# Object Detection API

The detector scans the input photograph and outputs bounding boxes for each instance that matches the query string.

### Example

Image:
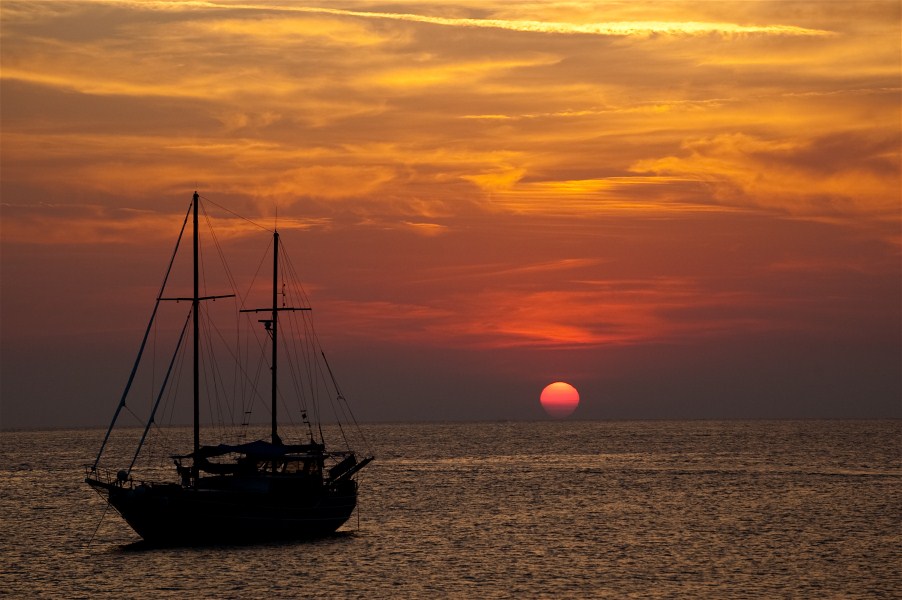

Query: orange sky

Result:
[1,1,900,426]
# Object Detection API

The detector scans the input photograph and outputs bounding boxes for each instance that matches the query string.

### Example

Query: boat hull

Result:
[86,477,358,544]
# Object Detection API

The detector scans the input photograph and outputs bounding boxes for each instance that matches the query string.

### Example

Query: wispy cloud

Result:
[632,131,901,220]
[327,279,780,349]
[90,1,835,37]
[203,4,835,38]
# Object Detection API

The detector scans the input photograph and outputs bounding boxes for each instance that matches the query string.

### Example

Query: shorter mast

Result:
[241,230,310,446]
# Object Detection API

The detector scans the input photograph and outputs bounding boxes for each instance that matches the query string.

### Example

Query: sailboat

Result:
[85,192,373,544]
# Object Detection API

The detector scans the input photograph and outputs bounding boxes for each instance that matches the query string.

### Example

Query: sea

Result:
[1,421,899,599]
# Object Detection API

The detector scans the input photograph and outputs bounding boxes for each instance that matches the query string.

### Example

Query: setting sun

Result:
[540,382,580,419]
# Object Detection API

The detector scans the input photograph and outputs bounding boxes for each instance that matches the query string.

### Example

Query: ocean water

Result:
[1,421,899,599]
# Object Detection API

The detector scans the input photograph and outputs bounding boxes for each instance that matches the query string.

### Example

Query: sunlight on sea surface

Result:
[1,421,899,598]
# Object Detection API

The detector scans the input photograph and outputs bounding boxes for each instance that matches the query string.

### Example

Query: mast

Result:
[242,230,310,446]
[130,193,233,482]
[193,191,200,459]
[271,231,279,444]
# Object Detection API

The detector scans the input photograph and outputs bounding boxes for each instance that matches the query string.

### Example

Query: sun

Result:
[540,382,580,418]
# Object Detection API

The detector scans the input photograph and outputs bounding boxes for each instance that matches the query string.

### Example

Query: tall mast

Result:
[271,231,279,444]
[193,191,200,458]
[151,191,232,481]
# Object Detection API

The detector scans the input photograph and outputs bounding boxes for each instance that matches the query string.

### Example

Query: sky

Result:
[1,0,900,428]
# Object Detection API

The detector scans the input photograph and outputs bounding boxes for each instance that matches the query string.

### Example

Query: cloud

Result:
[0,201,318,245]
[632,131,901,220]
[0,203,187,245]
[324,278,780,350]
[69,1,835,37]
[400,221,448,237]
[228,5,834,38]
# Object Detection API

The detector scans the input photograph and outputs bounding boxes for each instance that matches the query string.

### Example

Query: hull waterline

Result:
[86,476,358,544]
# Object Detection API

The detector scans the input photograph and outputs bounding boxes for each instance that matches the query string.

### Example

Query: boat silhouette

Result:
[86,192,373,544]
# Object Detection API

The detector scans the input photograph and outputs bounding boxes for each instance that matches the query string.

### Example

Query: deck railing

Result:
[84,466,131,488]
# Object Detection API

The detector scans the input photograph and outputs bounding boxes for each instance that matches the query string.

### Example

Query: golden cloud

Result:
[633,132,901,219]
[324,279,777,350]
[259,5,835,37]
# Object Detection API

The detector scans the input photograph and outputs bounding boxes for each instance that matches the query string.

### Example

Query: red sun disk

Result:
[540,382,580,418]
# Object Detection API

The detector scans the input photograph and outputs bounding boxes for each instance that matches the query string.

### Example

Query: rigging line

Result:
[199,201,248,431]
[330,381,355,448]
[279,243,314,309]
[295,272,371,455]
[158,341,187,431]
[92,201,192,470]
[244,328,269,425]
[198,193,272,233]
[127,309,192,474]
[203,210,237,297]
[281,299,324,443]
[243,237,274,422]
[86,498,112,549]
[231,290,244,420]
[210,308,237,428]
[280,307,315,443]
[299,318,316,425]
[313,312,372,454]
[123,404,144,425]
[322,345,373,456]
[206,301,267,427]
[275,332,299,431]
[206,308,231,435]
[198,204,211,305]
[273,312,306,435]
[201,201,247,311]
[312,342,325,441]
[197,307,218,436]
[235,304,275,423]
[282,267,323,433]
[140,338,188,468]
[150,300,156,410]
[280,309,308,411]
[278,247,323,429]
[321,352,351,449]
[243,235,274,308]
[202,309,229,429]
[232,301,240,423]
[314,362,335,441]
